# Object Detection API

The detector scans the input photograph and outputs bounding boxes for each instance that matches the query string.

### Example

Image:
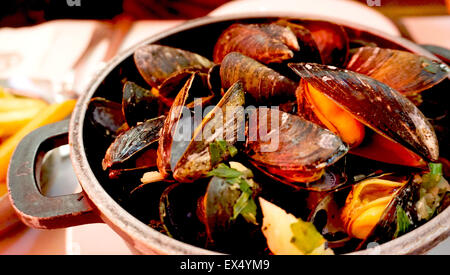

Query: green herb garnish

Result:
[290,219,326,254]
[209,140,239,167]
[394,206,413,238]
[232,191,258,224]
[207,162,258,225]
[416,163,449,221]
[429,162,442,177]
[207,163,243,178]
[422,163,442,189]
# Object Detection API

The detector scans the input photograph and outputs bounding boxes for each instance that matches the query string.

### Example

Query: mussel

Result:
[172,81,246,182]
[158,69,216,105]
[290,62,439,167]
[200,162,264,252]
[213,23,300,64]
[86,97,127,141]
[300,20,349,66]
[274,19,323,64]
[307,189,352,250]
[341,174,410,240]
[220,52,297,103]
[157,73,196,178]
[102,115,165,172]
[244,107,348,189]
[122,81,164,126]
[159,181,208,245]
[134,44,215,88]
[346,46,450,96]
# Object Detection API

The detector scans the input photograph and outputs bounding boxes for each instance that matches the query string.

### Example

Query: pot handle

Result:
[8,119,102,229]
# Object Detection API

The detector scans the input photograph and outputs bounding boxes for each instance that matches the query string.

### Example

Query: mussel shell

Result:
[421,44,450,65]
[158,70,216,108]
[157,74,195,178]
[290,62,439,163]
[213,23,299,64]
[122,81,163,126]
[220,52,297,103]
[159,182,208,245]
[301,20,349,66]
[417,80,450,161]
[202,176,264,253]
[172,81,246,183]
[275,19,323,64]
[158,68,197,99]
[125,179,172,226]
[307,188,352,251]
[207,64,222,96]
[358,176,421,249]
[346,46,450,95]
[102,115,165,170]
[203,176,244,240]
[86,97,127,141]
[134,44,214,88]
[244,107,348,188]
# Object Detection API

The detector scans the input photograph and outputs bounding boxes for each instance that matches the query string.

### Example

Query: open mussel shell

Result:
[157,72,217,179]
[172,81,246,183]
[159,181,208,245]
[290,62,439,166]
[357,175,421,249]
[307,188,354,252]
[102,115,165,171]
[300,20,349,66]
[220,52,297,103]
[158,70,216,107]
[134,44,214,88]
[122,81,164,127]
[157,74,195,178]
[86,97,127,141]
[213,23,299,64]
[159,68,197,98]
[346,46,450,96]
[244,107,348,189]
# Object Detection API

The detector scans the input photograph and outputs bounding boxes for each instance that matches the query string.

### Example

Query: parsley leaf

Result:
[236,194,258,225]
[209,140,239,167]
[228,145,238,157]
[207,163,243,178]
[207,162,258,225]
[394,206,413,238]
[422,163,442,190]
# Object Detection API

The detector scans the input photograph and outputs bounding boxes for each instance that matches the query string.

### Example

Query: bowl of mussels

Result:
[7,14,450,255]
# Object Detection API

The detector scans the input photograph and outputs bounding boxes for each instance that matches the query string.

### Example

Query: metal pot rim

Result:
[69,12,450,255]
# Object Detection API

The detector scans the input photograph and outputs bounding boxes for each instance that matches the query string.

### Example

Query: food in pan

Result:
[87,19,450,254]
